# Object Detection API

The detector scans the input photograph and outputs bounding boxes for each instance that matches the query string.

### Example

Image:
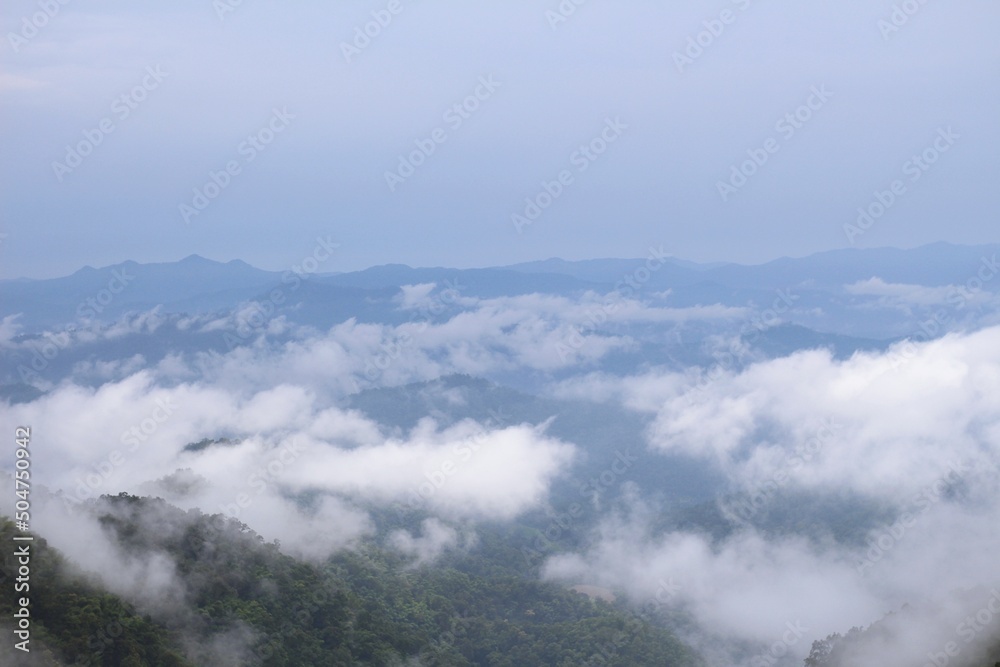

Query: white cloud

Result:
[2,368,576,560]
[845,277,960,306]
[542,513,879,650]
[540,326,1000,664]
[394,283,438,309]
[389,517,469,566]
[284,420,576,521]
[644,330,1000,500]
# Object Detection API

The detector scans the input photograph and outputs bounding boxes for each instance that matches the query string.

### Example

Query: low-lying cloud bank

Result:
[3,296,1000,665]
[0,286,750,393]
[543,326,1000,665]
[2,368,577,565]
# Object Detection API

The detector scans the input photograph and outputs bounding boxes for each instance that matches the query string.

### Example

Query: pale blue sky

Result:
[1,0,997,278]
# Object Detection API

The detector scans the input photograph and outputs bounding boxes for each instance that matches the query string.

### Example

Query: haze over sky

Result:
[1,0,997,278]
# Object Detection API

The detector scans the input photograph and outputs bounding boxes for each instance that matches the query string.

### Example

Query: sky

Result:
[1,0,998,279]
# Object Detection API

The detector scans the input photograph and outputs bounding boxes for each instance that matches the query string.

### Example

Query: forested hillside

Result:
[0,495,702,666]
[804,606,1000,667]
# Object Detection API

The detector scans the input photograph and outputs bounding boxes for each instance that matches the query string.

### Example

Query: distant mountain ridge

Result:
[502,242,1000,289]
[0,254,283,330]
[1,242,997,335]
[9,242,1000,288]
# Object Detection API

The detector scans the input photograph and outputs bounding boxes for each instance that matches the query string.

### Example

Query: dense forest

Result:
[5,485,1000,665]
[0,494,703,666]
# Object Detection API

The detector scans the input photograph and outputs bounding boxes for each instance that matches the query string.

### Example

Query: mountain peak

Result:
[179,254,216,264]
